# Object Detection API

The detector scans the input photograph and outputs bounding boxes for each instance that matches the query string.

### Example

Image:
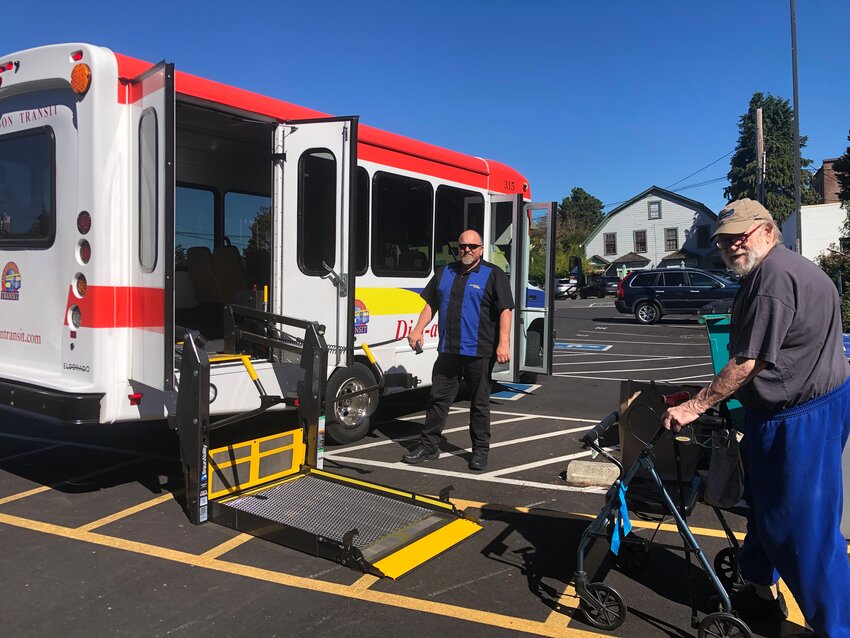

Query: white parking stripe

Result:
[321,454,606,494]
[482,448,616,477]
[559,338,707,346]
[555,356,710,366]
[557,362,712,375]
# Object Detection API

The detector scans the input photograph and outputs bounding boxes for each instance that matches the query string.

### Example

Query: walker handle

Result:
[580,411,619,446]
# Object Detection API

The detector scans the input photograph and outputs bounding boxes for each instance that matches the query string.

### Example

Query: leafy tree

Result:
[725,92,819,223]
[833,132,850,205]
[816,250,850,331]
[555,187,603,276]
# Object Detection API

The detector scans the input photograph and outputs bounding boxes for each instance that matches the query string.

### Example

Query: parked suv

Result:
[614,268,739,324]
[555,278,577,299]
[578,275,620,299]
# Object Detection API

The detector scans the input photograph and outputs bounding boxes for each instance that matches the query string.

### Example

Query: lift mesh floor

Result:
[224,474,439,549]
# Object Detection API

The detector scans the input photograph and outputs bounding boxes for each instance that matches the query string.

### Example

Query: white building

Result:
[783,202,848,261]
[584,186,720,274]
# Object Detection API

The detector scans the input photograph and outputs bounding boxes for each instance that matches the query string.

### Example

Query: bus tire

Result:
[324,362,377,444]
[524,324,543,368]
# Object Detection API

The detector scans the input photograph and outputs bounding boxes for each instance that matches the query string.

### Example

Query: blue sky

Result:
[4,1,848,213]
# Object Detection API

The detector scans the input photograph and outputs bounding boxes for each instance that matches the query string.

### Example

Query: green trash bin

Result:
[700,313,745,430]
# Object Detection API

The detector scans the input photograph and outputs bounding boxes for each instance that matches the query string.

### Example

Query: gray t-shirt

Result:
[729,244,849,413]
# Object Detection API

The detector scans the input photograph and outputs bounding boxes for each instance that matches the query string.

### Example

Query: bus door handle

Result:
[321,261,348,297]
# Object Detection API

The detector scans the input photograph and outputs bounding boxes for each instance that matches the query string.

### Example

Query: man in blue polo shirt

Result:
[402,229,514,471]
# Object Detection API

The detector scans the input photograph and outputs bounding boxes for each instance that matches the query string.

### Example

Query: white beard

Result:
[461,253,476,266]
[722,243,769,277]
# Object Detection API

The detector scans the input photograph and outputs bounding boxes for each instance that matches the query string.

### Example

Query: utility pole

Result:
[790,0,802,252]
[755,107,766,205]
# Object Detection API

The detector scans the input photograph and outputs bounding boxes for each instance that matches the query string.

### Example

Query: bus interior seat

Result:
[398,250,427,271]
[187,246,223,305]
[213,243,250,303]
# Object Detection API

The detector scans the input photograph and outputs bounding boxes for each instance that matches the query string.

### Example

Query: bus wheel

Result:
[325,362,377,444]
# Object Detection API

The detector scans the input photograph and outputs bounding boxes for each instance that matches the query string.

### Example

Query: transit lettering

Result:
[19,105,58,123]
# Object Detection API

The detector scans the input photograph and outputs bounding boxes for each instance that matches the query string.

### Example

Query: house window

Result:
[697,225,710,249]
[664,228,678,251]
[604,233,617,255]
[634,230,647,253]
[648,201,662,220]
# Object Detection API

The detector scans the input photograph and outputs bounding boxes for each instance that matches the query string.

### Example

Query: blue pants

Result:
[739,377,850,638]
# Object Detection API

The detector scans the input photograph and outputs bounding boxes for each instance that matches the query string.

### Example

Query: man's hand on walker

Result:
[661,402,702,432]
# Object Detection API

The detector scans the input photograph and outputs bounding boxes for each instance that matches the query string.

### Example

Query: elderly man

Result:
[402,229,513,471]
[662,198,850,636]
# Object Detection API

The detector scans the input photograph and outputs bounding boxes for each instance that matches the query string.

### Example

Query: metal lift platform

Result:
[173,307,480,579]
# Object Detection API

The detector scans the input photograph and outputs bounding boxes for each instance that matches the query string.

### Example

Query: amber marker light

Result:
[70,63,92,95]
[75,273,88,298]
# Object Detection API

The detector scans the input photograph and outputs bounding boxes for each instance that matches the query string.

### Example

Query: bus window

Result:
[434,186,484,268]
[225,191,271,287]
[138,109,158,272]
[298,149,336,276]
[0,127,55,248]
[175,186,216,270]
[371,172,432,277]
[353,167,369,275]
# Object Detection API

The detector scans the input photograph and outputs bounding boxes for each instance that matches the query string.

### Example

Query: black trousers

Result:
[421,353,495,453]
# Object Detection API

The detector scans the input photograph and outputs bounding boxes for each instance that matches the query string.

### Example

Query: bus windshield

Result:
[0,126,55,247]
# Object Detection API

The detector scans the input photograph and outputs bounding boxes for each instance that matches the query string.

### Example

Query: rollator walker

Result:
[571,388,752,638]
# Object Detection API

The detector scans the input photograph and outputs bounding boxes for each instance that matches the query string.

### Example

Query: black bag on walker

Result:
[703,429,744,508]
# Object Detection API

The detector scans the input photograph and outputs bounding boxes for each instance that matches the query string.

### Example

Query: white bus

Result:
[0,42,555,444]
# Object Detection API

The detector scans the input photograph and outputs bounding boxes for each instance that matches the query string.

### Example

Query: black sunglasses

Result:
[458,243,482,251]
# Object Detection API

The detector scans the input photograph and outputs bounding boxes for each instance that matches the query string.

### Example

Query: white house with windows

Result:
[782,202,848,261]
[584,186,721,274]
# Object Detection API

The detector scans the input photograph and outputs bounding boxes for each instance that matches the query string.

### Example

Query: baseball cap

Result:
[713,198,773,237]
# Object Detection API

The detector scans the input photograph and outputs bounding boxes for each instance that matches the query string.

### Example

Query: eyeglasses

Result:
[715,224,764,249]
[458,243,482,251]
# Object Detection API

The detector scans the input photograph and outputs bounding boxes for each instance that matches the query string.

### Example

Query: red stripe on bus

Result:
[65,286,164,329]
[113,53,530,196]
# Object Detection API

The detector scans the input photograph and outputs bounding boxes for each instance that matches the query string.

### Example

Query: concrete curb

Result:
[566,460,619,487]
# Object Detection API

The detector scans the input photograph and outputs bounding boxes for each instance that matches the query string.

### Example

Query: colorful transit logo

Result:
[1,261,21,301]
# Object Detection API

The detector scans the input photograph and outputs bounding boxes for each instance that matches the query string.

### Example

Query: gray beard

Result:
[722,245,769,277]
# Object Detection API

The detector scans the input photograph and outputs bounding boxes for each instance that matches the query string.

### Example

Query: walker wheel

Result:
[698,612,752,638]
[713,547,745,590]
[579,582,627,630]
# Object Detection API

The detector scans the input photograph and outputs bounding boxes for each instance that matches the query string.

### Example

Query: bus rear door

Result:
[489,196,555,382]
[128,62,175,393]
[273,117,356,367]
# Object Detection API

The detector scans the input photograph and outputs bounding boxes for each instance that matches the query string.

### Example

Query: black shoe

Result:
[468,451,488,471]
[710,584,789,620]
[402,446,439,464]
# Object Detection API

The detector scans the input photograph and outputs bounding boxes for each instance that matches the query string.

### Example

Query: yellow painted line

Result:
[200,533,255,560]
[77,492,178,532]
[778,580,807,629]
[542,583,611,636]
[0,511,593,638]
[451,498,746,541]
[350,573,380,591]
[0,458,143,507]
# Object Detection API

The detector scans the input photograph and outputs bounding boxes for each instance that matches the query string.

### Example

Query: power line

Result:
[602,176,727,209]
[666,150,734,189]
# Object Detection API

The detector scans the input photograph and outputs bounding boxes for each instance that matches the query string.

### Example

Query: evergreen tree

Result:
[725,92,819,222]
[554,187,604,277]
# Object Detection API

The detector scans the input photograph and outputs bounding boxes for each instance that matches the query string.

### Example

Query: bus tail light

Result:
[78,240,91,264]
[71,50,84,62]
[70,63,91,95]
[77,211,91,234]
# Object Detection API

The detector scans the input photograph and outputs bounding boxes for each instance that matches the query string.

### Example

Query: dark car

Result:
[614,268,739,324]
[578,275,620,299]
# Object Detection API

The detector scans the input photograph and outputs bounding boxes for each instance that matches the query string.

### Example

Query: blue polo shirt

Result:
[421,259,514,358]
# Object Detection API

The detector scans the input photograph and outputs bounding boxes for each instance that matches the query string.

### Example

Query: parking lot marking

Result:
[556,362,712,376]
[320,455,605,494]
[0,443,64,463]
[0,458,143,506]
[0,510,607,638]
[77,491,178,532]
[482,448,615,478]
[200,533,255,560]
[555,356,710,366]
[554,343,612,352]
[560,338,707,347]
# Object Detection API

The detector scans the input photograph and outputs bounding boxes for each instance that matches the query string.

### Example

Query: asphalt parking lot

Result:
[0,299,815,637]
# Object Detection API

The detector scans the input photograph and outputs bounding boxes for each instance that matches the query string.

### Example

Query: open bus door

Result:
[489,196,555,383]
[273,117,357,367]
[128,62,175,394]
